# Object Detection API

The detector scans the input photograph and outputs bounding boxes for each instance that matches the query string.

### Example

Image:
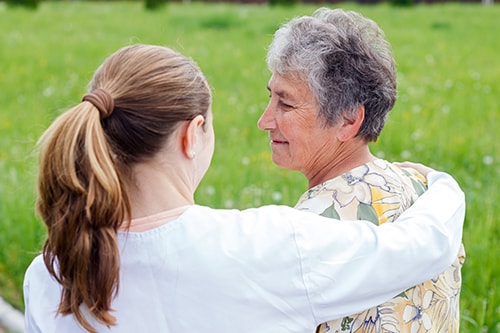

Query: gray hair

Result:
[267,8,396,142]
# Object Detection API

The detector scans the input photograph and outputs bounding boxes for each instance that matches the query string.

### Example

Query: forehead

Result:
[268,73,314,101]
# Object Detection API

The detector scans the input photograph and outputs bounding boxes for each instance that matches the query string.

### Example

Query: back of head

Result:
[36,44,211,332]
[267,8,396,142]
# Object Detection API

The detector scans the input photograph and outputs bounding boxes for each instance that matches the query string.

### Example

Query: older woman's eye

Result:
[279,101,293,109]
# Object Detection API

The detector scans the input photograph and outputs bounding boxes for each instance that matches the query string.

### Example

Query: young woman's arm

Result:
[291,171,464,323]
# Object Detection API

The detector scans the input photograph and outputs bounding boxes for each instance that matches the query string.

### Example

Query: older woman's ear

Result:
[336,105,365,142]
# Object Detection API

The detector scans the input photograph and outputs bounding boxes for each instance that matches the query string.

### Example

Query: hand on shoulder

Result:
[394,161,435,177]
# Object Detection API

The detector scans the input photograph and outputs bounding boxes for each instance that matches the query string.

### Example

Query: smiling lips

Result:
[271,139,288,145]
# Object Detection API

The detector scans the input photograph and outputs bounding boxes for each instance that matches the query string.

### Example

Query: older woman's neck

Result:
[306,141,376,189]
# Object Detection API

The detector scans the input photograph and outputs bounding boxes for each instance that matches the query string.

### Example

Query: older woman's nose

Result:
[258,104,275,131]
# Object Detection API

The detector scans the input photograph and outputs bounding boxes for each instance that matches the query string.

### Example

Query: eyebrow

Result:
[266,84,288,99]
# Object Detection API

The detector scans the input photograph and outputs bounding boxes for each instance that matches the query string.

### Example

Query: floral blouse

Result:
[296,159,466,333]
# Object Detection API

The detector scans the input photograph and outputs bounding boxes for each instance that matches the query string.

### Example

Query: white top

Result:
[23,172,465,333]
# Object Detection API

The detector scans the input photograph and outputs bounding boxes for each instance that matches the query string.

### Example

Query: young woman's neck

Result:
[126,158,196,220]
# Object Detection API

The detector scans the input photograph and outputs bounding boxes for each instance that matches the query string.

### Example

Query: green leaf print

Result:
[341,316,354,330]
[410,177,427,196]
[320,204,340,219]
[357,203,379,225]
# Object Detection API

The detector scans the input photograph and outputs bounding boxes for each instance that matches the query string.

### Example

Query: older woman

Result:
[258,8,465,333]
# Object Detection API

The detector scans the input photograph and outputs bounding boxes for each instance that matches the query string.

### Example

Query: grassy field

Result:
[0,1,498,331]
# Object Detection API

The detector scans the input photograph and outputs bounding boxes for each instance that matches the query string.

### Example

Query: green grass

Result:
[0,2,499,331]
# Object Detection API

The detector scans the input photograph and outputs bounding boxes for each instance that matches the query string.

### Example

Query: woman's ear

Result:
[337,105,365,142]
[182,115,205,160]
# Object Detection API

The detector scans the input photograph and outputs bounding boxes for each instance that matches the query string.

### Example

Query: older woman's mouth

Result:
[271,140,288,145]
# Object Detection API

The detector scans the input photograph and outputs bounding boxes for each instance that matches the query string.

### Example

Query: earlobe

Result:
[337,105,365,142]
[182,115,205,159]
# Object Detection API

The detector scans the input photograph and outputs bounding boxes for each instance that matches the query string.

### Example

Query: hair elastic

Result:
[82,88,115,119]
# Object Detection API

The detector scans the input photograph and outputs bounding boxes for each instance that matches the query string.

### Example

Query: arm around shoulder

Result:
[291,171,465,322]
[398,170,465,266]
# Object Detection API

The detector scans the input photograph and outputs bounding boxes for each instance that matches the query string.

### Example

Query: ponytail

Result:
[37,98,130,332]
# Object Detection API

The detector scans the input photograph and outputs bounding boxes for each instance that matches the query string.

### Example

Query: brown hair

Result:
[36,44,211,332]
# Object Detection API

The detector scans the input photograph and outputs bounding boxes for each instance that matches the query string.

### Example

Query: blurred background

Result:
[0,0,498,331]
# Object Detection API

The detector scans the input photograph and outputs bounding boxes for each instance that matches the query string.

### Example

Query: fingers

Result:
[394,161,435,177]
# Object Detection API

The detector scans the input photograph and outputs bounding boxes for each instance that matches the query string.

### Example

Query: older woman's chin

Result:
[270,155,293,171]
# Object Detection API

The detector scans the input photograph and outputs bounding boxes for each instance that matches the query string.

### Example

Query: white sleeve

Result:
[292,171,465,323]
[24,259,41,333]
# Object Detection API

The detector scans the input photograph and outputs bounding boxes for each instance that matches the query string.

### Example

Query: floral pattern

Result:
[296,159,465,333]
[402,288,433,332]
